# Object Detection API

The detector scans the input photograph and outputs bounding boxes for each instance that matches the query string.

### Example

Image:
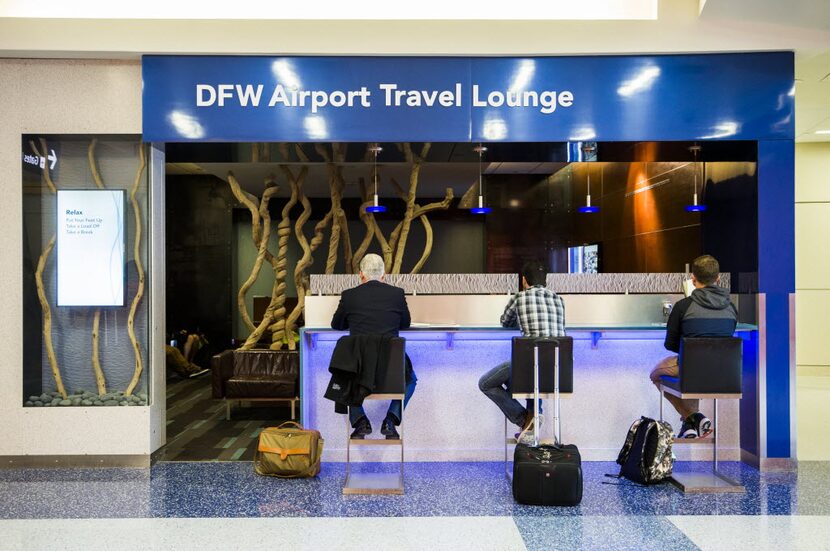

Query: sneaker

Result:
[690,412,713,438]
[350,416,372,439]
[187,368,210,378]
[380,416,400,440]
[515,412,544,440]
[517,431,537,446]
[678,418,697,439]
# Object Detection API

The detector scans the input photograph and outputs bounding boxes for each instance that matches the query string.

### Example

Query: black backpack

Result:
[613,417,674,484]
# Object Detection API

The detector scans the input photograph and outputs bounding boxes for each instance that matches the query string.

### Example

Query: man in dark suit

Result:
[331,253,415,439]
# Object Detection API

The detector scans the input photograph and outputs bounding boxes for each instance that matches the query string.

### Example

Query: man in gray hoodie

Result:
[650,255,738,438]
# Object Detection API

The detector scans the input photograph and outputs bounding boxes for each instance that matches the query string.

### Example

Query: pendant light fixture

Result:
[471,144,492,214]
[578,144,599,213]
[685,144,707,212]
[365,144,386,213]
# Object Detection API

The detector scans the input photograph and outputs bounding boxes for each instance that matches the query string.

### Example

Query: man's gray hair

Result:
[359,254,385,280]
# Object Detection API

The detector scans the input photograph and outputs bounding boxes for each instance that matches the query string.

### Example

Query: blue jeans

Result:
[349,369,417,426]
[478,361,542,427]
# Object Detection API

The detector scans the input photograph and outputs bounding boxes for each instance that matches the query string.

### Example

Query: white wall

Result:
[0,59,163,459]
[795,142,830,460]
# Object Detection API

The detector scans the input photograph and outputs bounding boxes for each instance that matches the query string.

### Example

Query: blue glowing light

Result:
[685,204,707,212]
[366,205,387,213]
[577,206,600,213]
[471,207,492,214]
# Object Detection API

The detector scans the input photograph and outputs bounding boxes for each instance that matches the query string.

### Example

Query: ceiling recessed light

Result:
[816,130,830,135]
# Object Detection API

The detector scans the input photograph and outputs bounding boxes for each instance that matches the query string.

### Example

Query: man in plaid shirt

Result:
[478,260,565,436]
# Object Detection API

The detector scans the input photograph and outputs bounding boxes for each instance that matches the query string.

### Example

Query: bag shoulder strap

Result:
[276,421,304,430]
[617,417,645,465]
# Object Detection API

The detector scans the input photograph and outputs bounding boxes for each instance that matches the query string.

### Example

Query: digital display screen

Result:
[56,190,126,307]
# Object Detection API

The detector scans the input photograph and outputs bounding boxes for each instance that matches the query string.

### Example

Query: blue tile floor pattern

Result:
[1,461,829,550]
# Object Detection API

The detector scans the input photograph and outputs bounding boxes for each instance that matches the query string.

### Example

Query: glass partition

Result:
[22,135,150,407]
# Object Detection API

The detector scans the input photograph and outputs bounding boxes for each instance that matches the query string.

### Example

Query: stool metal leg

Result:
[504,417,514,481]
[658,384,664,422]
[342,400,406,495]
[399,412,405,490]
[670,396,744,493]
[344,415,352,487]
[713,398,718,472]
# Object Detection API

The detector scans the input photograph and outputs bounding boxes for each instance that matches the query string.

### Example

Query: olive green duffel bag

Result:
[254,421,324,478]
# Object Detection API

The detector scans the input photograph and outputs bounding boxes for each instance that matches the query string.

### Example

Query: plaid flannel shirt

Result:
[500,285,566,337]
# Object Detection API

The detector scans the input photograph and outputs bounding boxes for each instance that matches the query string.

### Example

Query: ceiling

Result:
[1,0,829,140]
[699,0,830,140]
[166,159,568,197]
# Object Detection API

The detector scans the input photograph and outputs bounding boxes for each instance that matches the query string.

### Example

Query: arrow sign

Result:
[48,149,57,170]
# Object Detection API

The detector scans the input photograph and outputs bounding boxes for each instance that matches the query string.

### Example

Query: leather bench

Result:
[211,349,299,420]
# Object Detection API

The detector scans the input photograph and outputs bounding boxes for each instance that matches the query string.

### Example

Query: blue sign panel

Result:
[142,53,793,143]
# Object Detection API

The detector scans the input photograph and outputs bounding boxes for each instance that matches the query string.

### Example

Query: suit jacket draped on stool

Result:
[324,334,394,413]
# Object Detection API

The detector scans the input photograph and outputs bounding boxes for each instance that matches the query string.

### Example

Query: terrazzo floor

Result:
[1,461,829,550]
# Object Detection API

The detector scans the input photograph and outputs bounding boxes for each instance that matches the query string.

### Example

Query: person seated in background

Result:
[331,253,415,439]
[478,260,565,443]
[166,331,210,379]
[650,254,738,438]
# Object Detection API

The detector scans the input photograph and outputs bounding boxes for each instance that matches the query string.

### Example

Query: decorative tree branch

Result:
[315,143,352,274]
[352,178,376,272]
[285,177,333,350]
[30,139,56,194]
[410,188,454,274]
[87,138,107,395]
[266,166,304,349]
[30,139,65,399]
[124,144,148,397]
[391,143,431,273]
[240,185,280,349]
[387,175,452,273]
[411,216,434,275]
[226,172,282,335]
[35,236,65,399]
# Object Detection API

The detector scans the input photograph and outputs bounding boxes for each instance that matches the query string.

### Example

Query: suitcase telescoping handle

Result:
[554,342,561,446]
[533,344,540,447]
[533,341,562,447]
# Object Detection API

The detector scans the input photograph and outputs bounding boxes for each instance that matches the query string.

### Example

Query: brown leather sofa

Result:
[211,349,299,420]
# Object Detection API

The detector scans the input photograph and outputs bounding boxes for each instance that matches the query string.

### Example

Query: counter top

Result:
[302,323,758,333]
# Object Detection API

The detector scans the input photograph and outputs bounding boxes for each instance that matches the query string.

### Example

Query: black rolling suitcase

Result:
[512,339,583,506]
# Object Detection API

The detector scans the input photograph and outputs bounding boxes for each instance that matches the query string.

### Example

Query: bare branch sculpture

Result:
[87,138,108,395]
[266,166,304,349]
[410,188,454,274]
[352,178,376,272]
[285,177,332,350]
[240,185,280,349]
[391,143,431,273]
[388,174,452,274]
[226,172,283,334]
[316,143,354,274]
[31,139,66,399]
[124,143,148,396]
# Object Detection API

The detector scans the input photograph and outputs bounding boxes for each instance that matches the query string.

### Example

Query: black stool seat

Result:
[658,375,681,392]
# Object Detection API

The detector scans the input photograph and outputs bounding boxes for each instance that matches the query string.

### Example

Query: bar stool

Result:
[658,336,744,493]
[504,336,574,479]
[343,336,406,495]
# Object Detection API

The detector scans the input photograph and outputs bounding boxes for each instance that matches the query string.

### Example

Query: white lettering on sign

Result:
[267,84,372,113]
[472,85,574,114]
[194,82,574,114]
[379,83,463,108]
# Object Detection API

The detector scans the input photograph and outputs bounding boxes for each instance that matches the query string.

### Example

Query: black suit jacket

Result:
[330,280,411,336]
